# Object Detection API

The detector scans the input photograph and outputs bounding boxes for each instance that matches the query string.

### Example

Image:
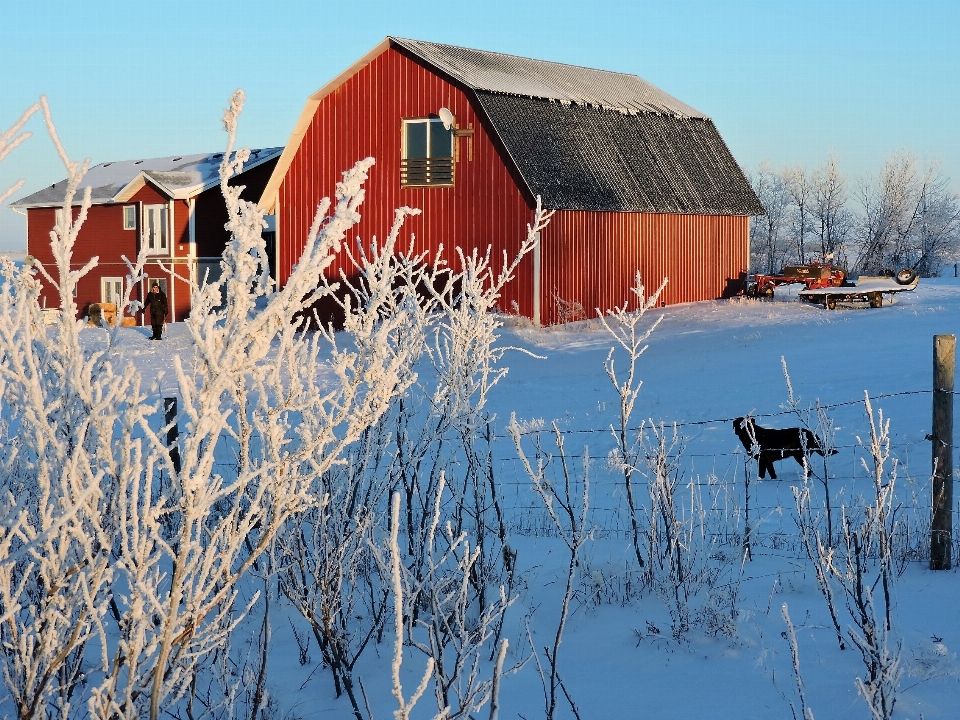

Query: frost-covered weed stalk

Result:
[781,603,816,720]
[275,199,549,719]
[837,397,903,720]
[382,473,514,720]
[371,207,549,653]
[509,418,592,720]
[0,97,152,720]
[598,274,729,638]
[0,92,413,719]
[792,394,903,720]
[599,271,666,573]
[274,208,428,720]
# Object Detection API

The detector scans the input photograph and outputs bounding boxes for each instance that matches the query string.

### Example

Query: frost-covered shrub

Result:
[0,92,414,720]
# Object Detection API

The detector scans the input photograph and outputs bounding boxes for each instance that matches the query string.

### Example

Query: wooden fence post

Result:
[164,396,181,474]
[930,334,955,570]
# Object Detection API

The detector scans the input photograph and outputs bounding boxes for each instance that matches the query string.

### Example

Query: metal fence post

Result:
[930,334,955,570]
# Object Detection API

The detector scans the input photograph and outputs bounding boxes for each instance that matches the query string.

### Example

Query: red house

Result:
[260,38,763,325]
[12,148,281,323]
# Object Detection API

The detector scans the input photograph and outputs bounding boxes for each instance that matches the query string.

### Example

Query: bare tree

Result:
[784,165,812,264]
[855,152,923,275]
[749,163,791,274]
[911,163,960,276]
[854,152,960,276]
[812,155,851,262]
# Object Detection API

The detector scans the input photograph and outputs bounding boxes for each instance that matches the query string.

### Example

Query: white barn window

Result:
[400,118,454,187]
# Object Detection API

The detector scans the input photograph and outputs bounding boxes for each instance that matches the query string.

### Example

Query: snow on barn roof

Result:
[390,37,707,119]
[12,147,283,209]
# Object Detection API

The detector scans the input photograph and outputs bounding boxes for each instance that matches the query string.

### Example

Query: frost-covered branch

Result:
[0,101,40,206]
[508,416,590,720]
[599,272,666,571]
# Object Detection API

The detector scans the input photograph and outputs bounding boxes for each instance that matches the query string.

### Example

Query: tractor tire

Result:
[746,283,759,298]
[895,268,918,285]
[826,297,837,310]
[759,284,775,299]
[868,292,882,308]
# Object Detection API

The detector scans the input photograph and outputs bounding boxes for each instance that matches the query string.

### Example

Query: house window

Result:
[101,277,124,305]
[401,118,454,187]
[144,204,168,254]
[123,205,136,230]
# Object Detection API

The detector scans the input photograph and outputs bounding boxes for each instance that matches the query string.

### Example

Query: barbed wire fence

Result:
[182,386,956,565]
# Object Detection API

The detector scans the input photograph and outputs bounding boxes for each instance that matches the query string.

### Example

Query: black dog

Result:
[733,416,838,479]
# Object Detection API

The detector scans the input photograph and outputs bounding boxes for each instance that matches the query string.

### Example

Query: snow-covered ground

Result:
[90,276,959,720]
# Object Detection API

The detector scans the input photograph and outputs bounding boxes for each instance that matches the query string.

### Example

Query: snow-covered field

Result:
[94,277,959,720]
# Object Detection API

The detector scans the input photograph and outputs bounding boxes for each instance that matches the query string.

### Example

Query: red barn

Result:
[260,38,763,324]
[12,148,281,323]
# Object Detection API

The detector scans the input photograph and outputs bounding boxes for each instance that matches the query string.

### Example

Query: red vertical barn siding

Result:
[541,211,749,325]
[277,47,536,318]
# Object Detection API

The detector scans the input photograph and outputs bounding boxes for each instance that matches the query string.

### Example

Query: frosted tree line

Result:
[749,153,960,277]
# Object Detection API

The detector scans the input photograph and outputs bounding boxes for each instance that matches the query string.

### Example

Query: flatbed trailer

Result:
[798,275,919,309]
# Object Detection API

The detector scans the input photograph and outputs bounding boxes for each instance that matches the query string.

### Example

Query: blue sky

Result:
[1,0,958,249]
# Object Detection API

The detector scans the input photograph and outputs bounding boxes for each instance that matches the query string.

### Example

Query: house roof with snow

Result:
[12,147,283,209]
[261,38,763,216]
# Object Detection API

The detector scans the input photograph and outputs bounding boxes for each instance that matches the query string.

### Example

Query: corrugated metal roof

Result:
[12,147,283,208]
[476,92,764,215]
[391,37,707,119]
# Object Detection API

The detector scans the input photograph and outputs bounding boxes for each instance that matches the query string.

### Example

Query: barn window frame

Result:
[123,205,137,230]
[400,118,454,188]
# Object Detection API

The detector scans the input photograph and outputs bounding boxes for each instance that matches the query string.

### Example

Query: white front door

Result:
[144,204,169,254]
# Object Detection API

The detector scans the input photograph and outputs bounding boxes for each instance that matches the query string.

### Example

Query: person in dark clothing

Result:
[145,283,168,340]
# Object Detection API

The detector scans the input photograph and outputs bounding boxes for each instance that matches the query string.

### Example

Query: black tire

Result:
[868,292,882,308]
[746,283,759,298]
[826,297,837,310]
[759,284,774,299]
[895,268,917,285]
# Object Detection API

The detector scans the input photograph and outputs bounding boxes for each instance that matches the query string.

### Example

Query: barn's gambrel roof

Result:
[260,38,763,216]
[12,148,283,209]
